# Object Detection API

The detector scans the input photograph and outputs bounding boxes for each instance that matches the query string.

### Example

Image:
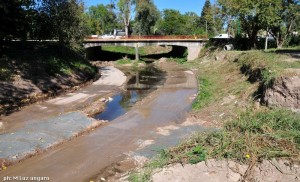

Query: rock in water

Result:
[107,97,113,102]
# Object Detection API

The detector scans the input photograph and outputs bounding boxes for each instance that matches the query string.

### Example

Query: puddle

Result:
[94,65,165,121]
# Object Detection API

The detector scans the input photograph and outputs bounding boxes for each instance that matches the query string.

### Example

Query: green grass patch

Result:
[168,109,300,164]
[116,58,133,65]
[132,109,300,182]
[102,46,146,56]
[192,78,214,109]
[168,57,187,64]
[0,45,97,80]
[236,51,300,86]
[128,150,170,182]
[0,55,13,81]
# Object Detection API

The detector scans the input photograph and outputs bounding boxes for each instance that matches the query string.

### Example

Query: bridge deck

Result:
[84,38,208,43]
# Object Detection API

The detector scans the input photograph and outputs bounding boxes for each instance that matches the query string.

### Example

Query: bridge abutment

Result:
[187,45,203,61]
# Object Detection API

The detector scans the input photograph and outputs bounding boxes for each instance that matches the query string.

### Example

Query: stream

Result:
[95,65,166,121]
[0,62,198,182]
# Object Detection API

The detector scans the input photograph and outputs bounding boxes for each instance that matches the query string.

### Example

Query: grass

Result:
[102,46,146,56]
[192,78,214,109]
[0,55,13,81]
[235,51,300,86]
[128,150,170,182]
[168,109,300,163]
[129,109,300,182]
[116,57,133,65]
[0,45,97,81]
[167,57,187,64]
[128,50,300,181]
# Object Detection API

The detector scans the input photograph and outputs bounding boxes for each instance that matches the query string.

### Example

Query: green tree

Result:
[0,0,35,41]
[117,0,135,36]
[212,4,225,35]
[218,0,284,48]
[133,0,160,35]
[183,12,204,35]
[156,9,186,35]
[87,4,118,35]
[270,0,300,48]
[40,0,88,48]
[199,0,214,36]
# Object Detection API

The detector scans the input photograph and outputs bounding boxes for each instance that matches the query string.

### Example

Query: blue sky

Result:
[84,0,212,15]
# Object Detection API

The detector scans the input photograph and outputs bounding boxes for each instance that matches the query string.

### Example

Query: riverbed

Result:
[0,61,198,181]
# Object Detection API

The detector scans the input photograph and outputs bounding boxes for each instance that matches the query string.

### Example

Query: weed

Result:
[116,58,132,65]
[192,78,214,109]
[236,51,300,86]
[187,146,206,164]
[128,149,170,182]
[167,57,187,64]
[102,46,146,55]
[169,109,300,163]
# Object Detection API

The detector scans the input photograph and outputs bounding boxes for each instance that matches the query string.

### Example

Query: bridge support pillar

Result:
[187,45,203,61]
[135,43,139,61]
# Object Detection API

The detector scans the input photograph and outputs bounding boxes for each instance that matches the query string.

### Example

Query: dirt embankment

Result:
[0,45,99,116]
[206,50,300,111]
[127,50,300,182]
[263,73,300,110]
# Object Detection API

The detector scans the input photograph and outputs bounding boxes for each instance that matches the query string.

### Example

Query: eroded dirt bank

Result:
[0,45,99,116]
[0,66,126,134]
[130,50,300,182]
[0,61,198,181]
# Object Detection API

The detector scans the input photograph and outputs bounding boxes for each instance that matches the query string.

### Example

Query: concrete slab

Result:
[0,112,97,161]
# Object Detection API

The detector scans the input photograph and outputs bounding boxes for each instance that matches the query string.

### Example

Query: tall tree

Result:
[270,0,300,48]
[199,0,214,36]
[183,12,204,35]
[133,0,160,35]
[155,9,186,35]
[87,4,118,35]
[117,0,135,36]
[218,0,284,48]
[0,0,35,41]
[40,0,88,47]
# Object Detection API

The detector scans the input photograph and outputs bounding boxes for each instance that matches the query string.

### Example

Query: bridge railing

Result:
[85,35,208,40]
[124,35,207,39]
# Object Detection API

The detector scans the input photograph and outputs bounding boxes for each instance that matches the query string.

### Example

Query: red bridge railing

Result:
[85,35,207,40]
[125,35,207,39]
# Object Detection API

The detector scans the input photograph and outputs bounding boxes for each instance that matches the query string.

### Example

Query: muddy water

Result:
[95,65,166,121]
[0,62,198,182]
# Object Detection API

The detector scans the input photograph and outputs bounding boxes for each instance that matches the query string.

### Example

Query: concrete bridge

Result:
[83,36,208,61]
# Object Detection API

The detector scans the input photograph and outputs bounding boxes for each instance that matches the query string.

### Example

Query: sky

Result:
[84,0,213,15]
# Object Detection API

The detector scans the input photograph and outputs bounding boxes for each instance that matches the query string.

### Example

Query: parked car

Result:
[214,34,231,39]
[100,34,114,39]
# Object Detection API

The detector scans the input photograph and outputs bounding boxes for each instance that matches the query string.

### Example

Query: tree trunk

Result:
[277,41,283,49]
[125,25,129,37]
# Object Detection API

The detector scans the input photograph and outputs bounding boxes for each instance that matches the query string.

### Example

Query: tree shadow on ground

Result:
[87,45,187,62]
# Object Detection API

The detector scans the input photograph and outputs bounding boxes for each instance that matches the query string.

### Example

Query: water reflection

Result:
[94,65,165,121]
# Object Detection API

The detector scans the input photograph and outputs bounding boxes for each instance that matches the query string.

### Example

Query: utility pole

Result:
[206,20,208,38]
[265,28,269,51]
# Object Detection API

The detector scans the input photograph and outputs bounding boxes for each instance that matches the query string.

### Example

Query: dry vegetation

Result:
[129,50,300,182]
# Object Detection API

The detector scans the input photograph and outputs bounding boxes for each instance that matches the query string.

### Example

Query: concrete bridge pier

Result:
[83,39,207,61]
[187,45,202,61]
[135,43,139,61]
